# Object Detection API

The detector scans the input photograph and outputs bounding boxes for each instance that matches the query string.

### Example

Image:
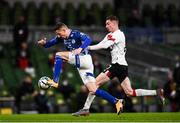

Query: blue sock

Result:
[53,55,62,83]
[95,89,118,104]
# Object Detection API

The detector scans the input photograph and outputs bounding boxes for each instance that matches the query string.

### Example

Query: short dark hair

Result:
[54,22,67,31]
[106,15,119,24]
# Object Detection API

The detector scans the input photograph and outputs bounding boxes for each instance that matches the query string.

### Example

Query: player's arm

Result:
[72,32,92,55]
[37,37,59,48]
[89,35,114,50]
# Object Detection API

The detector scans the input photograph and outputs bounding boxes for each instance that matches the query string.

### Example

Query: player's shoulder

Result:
[72,29,80,33]
[71,29,79,36]
[114,29,124,35]
[113,30,125,39]
[71,30,86,37]
[69,30,80,39]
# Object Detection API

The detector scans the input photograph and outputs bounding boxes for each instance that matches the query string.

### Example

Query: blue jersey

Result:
[44,30,92,55]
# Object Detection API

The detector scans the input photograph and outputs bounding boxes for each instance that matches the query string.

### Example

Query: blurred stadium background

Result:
[0,0,180,115]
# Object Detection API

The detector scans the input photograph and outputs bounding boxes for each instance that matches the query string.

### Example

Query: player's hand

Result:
[37,38,47,46]
[72,48,82,55]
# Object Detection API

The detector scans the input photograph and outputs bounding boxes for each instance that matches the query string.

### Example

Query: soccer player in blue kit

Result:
[37,22,123,115]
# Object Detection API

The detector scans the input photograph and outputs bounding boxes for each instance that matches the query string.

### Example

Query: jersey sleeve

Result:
[44,36,60,48]
[78,32,92,49]
[89,34,114,50]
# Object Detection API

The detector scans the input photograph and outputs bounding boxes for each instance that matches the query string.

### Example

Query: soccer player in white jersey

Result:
[72,15,165,116]
[37,22,123,115]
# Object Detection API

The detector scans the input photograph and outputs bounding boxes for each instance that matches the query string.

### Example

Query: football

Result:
[38,76,50,89]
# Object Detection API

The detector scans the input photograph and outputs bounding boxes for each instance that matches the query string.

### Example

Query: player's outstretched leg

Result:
[47,55,62,88]
[156,89,165,105]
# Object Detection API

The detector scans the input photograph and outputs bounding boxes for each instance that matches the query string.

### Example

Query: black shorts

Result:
[103,63,128,83]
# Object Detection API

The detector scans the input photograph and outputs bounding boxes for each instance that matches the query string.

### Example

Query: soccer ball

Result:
[38,76,50,89]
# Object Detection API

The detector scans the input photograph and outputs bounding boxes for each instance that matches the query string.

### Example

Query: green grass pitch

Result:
[0,113,180,122]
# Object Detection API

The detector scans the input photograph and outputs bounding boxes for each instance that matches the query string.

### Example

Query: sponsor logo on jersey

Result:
[107,34,115,41]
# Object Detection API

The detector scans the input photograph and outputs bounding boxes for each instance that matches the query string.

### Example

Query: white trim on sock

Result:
[135,89,157,96]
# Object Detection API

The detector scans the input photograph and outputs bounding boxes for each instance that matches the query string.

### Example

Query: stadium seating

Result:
[51,2,63,25]
[89,3,102,25]
[153,4,166,27]
[30,45,52,82]
[0,3,10,25]
[39,2,50,25]
[142,4,153,27]
[0,1,180,27]
[116,8,127,26]
[167,4,179,26]
[64,3,76,26]
[102,3,113,21]
[76,3,87,26]
[0,59,18,93]
[26,2,37,25]
[13,2,24,24]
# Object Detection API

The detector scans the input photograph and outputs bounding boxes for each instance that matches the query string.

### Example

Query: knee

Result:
[88,88,97,95]
[95,83,100,88]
